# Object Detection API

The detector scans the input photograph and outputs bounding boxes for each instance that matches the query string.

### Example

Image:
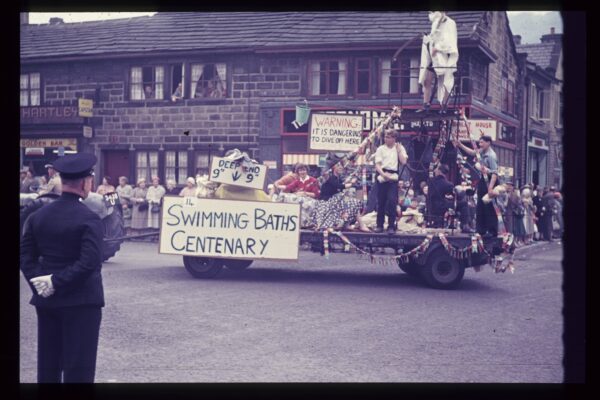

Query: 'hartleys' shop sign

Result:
[21,106,83,124]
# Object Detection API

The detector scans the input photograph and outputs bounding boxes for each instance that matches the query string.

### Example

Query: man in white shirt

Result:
[373,130,408,234]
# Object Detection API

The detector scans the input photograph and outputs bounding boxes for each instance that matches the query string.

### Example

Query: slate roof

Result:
[516,43,557,71]
[21,11,485,60]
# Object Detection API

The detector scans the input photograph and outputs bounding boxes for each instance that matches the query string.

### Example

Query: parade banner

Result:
[209,156,267,190]
[308,113,364,152]
[159,196,300,261]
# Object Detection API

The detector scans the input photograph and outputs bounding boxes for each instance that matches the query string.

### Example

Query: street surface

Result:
[20,240,563,382]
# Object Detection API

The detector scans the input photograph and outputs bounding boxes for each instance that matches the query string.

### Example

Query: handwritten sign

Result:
[159,196,300,261]
[309,113,364,152]
[452,119,497,141]
[209,156,267,190]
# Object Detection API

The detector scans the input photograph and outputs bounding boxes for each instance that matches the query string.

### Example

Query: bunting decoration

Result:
[321,229,433,264]
[323,228,330,259]
[489,233,516,273]
[361,166,368,207]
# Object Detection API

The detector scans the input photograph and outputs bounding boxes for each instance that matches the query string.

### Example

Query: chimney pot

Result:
[551,27,555,34]
[514,35,522,45]
[49,17,64,25]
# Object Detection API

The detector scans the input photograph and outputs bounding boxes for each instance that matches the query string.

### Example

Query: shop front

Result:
[20,104,88,177]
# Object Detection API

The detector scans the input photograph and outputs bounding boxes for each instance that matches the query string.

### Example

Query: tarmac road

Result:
[20,240,563,383]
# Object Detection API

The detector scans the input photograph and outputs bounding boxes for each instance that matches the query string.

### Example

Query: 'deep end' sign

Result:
[308,113,364,152]
[159,196,300,261]
[209,156,267,190]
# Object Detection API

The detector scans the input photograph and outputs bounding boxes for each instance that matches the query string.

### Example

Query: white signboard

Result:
[453,119,497,141]
[159,196,300,261]
[209,156,267,190]
[83,125,93,138]
[309,113,364,152]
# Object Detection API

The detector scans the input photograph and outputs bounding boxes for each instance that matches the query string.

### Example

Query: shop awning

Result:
[282,154,321,165]
[282,153,372,166]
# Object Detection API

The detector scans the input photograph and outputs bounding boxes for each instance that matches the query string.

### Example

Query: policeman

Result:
[20,153,104,383]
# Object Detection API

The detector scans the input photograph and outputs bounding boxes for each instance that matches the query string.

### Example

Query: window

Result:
[136,151,159,183]
[557,91,563,127]
[165,150,188,185]
[380,57,418,95]
[20,73,41,106]
[171,64,185,99]
[190,63,227,98]
[309,60,347,96]
[501,76,515,115]
[195,153,210,175]
[130,66,164,100]
[355,58,371,96]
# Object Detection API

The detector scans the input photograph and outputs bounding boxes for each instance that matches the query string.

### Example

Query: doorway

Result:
[103,150,130,186]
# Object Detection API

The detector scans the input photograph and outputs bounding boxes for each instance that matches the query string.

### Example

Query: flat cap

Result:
[53,153,97,179]
[44,163,54,169]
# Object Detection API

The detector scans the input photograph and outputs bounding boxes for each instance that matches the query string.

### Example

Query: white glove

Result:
[30,275,55,298]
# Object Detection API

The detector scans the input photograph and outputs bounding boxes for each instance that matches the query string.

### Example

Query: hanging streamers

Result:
[361,166,368,207]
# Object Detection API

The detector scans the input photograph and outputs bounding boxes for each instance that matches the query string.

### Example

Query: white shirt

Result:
[374,144,407,171]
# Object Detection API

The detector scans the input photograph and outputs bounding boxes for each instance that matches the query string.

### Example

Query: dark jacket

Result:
[20,192,105,308]
[319,174,345,201]
[428,175,454,217]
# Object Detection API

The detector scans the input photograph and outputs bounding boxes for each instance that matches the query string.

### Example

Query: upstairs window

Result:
[380,57,419,95]
[190,63,227,98]
[501,76,515,115]
[309,60,347,96]
[355,58,372,96]
[20,73,41,106]
[130,66,164,100]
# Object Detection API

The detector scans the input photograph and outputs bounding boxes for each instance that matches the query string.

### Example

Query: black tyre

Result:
[183,256,224,279]
[396,260,422,277]
[223,259,254,271]
[420,248,465,289]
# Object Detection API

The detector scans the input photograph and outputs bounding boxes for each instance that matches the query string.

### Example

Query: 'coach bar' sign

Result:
[21,106,84,124]
[159,196,300,261]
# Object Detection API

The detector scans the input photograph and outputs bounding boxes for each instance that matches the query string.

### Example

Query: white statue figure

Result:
[417,11,459,114]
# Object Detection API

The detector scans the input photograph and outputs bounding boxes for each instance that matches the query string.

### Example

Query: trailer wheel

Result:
[183,256,224,279]
[420,248,465,289]
[224,259,254,271]
[396,260,421,277]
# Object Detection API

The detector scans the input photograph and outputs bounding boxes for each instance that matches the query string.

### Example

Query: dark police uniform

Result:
[20,153,104,383]
[427,174,454,228]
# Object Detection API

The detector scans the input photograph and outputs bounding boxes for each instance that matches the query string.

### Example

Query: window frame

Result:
[379,56,419,96]
[354,57,372,98]
[307,58,349,97]
[129,65,166,101]
[164,150,190,186]
[135,150,159,184]
[189,62,228,100]
[20,72,42,106]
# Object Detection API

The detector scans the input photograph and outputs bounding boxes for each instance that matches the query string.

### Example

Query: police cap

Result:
[53,153,97,179]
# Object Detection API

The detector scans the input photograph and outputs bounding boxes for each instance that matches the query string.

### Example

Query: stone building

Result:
[20,12,523,188]
[516,28,563,189]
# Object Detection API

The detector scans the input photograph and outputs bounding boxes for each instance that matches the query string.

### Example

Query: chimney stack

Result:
[20,12,29,25]
[513,35,521,45]
[49,17,64,25]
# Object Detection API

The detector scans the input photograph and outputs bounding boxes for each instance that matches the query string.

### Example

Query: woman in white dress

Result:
[146,176,166,229]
